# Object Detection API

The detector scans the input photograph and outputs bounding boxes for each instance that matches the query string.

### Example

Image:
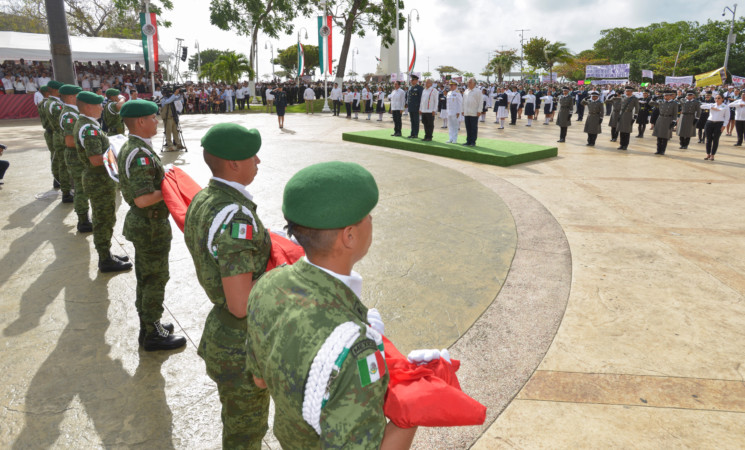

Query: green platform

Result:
[342,128,558,167]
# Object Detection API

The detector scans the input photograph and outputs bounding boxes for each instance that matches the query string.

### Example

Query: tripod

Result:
[161,103,187,152]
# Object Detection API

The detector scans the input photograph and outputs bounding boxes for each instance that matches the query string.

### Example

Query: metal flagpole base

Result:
[322,100,331,112]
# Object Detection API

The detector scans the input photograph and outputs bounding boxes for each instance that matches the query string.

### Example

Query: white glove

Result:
[367,308,385,335]
[407,348,452,365]
[163,163,174,173]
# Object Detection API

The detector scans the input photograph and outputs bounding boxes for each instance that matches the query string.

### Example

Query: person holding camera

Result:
[161,88,184,151]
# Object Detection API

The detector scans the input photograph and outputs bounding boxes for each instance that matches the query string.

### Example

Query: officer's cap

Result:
[410,74,419,80]
[59,84,82,96]
[624,86,634,91]
[106,88,121,98]
[201,123,261,161]
[119,99,158,118]
[663,90,676,95]
[76,91,104,105]
[686,90,695,96]
[562,86,570,91]
[47,80,63,90]
[449,80,458,85]
[283,161,379,230]
[589,91,599,96]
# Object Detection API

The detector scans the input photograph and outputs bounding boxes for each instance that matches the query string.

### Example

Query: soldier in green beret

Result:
[47,81,74,201]
[74,91,132,273]
[184,123,270,448]
[103,88,126,136]
[37,85,59,189]
[59,84,92,231]
[118,99,185,351]
[246,162,418,449]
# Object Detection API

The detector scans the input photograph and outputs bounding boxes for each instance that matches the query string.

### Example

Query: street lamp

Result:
[264,41,274,81]
[297,27,309,88]
[723,3,738,79]
[351,47,359,79]
[407,8,419,81]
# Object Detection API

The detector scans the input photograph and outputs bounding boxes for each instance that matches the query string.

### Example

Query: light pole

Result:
[352,47,359,79]
[264,42,274,81]
[394,0,400,76]
[516,29,530,81]
[723,3,738,80]
[321,0,331,113]
[297,27,309,88]
[195,40,201,81]
[407,8,419,81]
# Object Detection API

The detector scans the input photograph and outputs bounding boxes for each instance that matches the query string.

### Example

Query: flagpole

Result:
[322,0,331,113]
[145,0,155,94]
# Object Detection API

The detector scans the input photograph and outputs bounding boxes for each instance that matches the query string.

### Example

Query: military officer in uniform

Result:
[73,91,132,273]
[246,161,418,449]
[406,74,424,138]
[103,88,126,136]
[556,86,573,143]
[635,90,652,138]
[37,85,60,188]
[581,91,604,146]
[617,86,640,150]
[184,124,270,448]
[605,90,623,142]
[677,90,700,149]
[48,81,74,203]
[651,90,679,155]
[118,100,186,351]
[59,84,92,231]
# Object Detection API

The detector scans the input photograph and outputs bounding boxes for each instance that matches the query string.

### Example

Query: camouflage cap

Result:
[59,84,82,96]
[283,161,379,229]
[201,123,261,160]
[119,99,158,118]
[77,91,104,105]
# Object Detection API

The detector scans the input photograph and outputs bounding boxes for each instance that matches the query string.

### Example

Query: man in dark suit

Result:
[405,74,424,138]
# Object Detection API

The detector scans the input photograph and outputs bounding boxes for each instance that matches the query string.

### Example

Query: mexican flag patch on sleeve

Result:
[66,117,74,124]
[357,350,386,387]
[136,157,150,166]
[231,222,253,240]
[86,129,100,136]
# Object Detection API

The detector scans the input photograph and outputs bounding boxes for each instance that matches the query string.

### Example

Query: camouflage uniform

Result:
[49,97,72,194]
[59,104,90,215]
[117,135,171,333]
[246,259,388,449]
[74,114,117,260]
[184,178,271,449]
[38,97,58,182]
[103,101,124,136]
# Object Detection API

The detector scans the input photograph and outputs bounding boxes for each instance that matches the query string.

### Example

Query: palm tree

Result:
[488,50,521,83]
[214,51,254,85]
[543,42,573,82]
[199,62,215,82]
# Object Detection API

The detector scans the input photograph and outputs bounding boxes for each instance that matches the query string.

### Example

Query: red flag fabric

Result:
[382,336,487,428]
[161,167,202,232]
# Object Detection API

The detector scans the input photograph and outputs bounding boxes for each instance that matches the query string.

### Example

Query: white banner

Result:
[541,73,558,82]
[733,75,745,86]
[642,70,653,78]
[665,75,693,86]
[586,64,630,78]
[590,79,629,85]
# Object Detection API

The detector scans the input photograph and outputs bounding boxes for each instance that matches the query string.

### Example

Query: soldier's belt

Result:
[129,206,170,220]
[212,305,246,330]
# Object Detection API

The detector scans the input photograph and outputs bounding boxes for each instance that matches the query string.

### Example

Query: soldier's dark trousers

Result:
[392,110,402,135]
[611,127,619,140]
[345,102,351,118]
[64,148,89,215]
[576,103,585,121]
[83,168,116,260]
[606,103,612,115]
[587,133,597,145]
[705,121,724,155]
[409,109,420,137]
[620,132,630,147]
[679,137,691,148]
[510,104,518,124]
[656,138,668,154]
[421,113,434,139]
[198,310,270,448]
[559,127,568,141]
[735,120,745,145]
[637,124,646,137]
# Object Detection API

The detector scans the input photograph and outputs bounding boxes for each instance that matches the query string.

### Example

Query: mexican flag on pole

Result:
[297,42,305,78]
[317,16,333,75]
[408,29,416,73]
[139,12,159,72]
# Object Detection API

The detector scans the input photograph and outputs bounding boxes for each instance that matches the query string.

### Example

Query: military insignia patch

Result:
[136,157,150,166]
[86,129,100,136]
[230,222,253,240]
[357,350,386,387]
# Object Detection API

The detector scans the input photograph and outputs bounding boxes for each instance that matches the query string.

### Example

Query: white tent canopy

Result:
[0,31,170,65]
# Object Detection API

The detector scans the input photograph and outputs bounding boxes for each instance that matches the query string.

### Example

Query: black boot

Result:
[53,180,60,189]
[98,255,132,273]
[140,320,178,347]
[62,192,74,203]
[77,214,93,233]
[112,254,130,262]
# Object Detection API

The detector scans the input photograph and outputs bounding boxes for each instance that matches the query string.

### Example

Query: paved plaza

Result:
[1,110,744,448]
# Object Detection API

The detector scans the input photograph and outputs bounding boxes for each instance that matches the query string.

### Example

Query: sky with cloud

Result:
[158,0,733,78]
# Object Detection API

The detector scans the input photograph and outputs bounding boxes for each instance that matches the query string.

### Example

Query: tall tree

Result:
[327,0,406,86]
[435,65,460,78]
[543,41,573,81]
[188,49,230,72]
[486,49,520,83]
[273,44,320,77]
[208,0,314,83]
[214,51,254,84]
[523,37,552,72]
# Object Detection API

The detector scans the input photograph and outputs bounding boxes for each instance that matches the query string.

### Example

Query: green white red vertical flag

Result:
[297,42,305,78]
[139,12,159,72]
[317,16,333,75]
[408,29,416,73]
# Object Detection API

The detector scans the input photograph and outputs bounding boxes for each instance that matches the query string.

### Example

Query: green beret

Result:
[283,161,379,229]
[201,123,261,160]
[119,99,158,118]
[105,88,120,97]
[47,80,63,90]
[77,91,104,105]
[40,85,49,93]
[59,84,82,96]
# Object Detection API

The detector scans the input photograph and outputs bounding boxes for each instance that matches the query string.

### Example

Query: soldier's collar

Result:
[129,133,152,146]
[303,256,363,298]
[80,113,99,122]
[211,176,254,202]
[65,103,79,111]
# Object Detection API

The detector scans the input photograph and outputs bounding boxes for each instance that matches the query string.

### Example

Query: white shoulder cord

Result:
[302,321,362,435]
[206,204,257,259]
[124,146,154,178]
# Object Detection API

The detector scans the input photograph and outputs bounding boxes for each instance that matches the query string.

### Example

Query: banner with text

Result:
[733,75,745,85]
[541,73,558,82]
[695,67,725,87]
[590,79,629,85]
[664,75,693,86]
[585,64,630,79]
